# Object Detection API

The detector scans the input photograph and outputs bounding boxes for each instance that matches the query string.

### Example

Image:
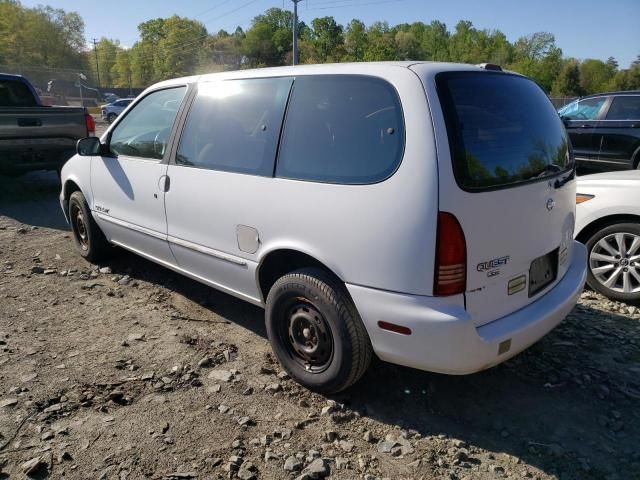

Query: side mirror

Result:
[76,137,102,156]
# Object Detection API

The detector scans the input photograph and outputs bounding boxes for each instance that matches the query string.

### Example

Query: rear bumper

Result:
[347,241,587,374]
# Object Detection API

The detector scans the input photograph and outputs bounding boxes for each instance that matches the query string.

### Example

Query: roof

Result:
[150,61,505,91]
[581,90,640,99]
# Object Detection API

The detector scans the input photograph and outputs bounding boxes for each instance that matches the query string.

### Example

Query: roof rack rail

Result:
[477,63,503,71]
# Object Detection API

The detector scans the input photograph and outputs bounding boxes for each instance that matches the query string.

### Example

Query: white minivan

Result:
[60,62,587,393]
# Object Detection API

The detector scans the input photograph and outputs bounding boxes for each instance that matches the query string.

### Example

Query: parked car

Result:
[101,98,134,123]
[0,73,95,176]
[559,91,640,171]
[575,170,640,302]
[60,62,587,393]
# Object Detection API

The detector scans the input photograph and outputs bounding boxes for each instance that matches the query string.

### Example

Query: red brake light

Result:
[434,212,467,296]
[85,113,95,136]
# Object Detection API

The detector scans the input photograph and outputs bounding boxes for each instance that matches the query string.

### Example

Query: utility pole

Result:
[92,38,101,88]
[291,0,301,65]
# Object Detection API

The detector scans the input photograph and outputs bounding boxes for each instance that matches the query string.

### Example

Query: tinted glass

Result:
[176,78,292,176]
[559,97,606,120]
[606,96,640,120]
[0,79,38,107]
[436,72,571,191]
[276,75,404,184]
[110,87,186,160]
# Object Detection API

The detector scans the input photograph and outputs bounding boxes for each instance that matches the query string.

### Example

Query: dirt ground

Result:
[0,161,639,479]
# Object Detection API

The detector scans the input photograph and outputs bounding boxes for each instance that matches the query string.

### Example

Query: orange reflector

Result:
[378,321,412,335]
[576,194,594,204]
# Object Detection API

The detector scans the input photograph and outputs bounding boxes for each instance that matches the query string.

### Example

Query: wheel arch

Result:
[256,248,346,303]
[576,214,640,245]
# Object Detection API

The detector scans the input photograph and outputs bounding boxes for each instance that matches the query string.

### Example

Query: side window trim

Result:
[106,84,190,163]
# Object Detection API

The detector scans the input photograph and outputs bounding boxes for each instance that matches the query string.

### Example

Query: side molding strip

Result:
[167,235,248,266]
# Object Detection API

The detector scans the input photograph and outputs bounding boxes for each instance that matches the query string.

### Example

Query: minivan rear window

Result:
[436,72,571,191]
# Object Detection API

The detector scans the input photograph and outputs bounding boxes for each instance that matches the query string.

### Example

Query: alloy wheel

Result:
[589,232,640,294]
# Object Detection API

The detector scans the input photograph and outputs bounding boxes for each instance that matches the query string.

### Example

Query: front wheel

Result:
[68,191,111,263]
[107,113,117,123]
[585,222,640,302]
[265,268,372,394]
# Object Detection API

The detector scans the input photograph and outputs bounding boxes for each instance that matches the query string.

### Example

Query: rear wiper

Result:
[554,168,575,189]
[535,164,562,178]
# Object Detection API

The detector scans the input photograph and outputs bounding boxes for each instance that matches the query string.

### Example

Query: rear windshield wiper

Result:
[554,168,575,189]
[535,164,562,179]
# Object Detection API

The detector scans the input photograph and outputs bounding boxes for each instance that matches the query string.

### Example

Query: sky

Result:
[22,0,640,68]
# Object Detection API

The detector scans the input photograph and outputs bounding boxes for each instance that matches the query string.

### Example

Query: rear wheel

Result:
[107,112,117,124]
[265,268,372,393]
[585,222,640,302]
[69,191,110,263]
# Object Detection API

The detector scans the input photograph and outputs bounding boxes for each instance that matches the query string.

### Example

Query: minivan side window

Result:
[276,75,404,184]
[110,87,186,160]
[606,96,640,120]
[176,78,293,176]
[559,97,607,120]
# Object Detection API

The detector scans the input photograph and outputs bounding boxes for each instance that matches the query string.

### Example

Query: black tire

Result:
[68,191,111,263]
[265,268,372,394]
[107,113,117,124]
[585,222,640,303]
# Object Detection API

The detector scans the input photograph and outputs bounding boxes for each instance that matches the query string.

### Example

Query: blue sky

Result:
[23,0,640,67]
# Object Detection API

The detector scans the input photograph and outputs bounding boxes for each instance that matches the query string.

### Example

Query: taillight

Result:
[85,113,95,137]
[434,212,467,296]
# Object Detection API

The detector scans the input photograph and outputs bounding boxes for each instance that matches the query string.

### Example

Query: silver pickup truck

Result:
[0,73,94,176]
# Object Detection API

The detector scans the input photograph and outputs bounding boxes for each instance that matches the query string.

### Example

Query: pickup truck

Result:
[0,73,94,176]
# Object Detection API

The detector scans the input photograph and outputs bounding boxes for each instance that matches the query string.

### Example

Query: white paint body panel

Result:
[59,61,586,375]
[575,170,640,238]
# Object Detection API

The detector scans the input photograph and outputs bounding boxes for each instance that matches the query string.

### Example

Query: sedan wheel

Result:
[586,223,640,302]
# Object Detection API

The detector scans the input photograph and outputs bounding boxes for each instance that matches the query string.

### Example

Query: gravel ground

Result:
[0,171,639,480]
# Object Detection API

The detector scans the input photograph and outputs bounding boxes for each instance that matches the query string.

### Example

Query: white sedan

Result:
[575,170,640,302]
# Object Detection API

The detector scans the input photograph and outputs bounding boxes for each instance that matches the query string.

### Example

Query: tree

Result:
[96,38,119,87]
[580,58,615,94]
[307,16,343,63]
[364,22,396,61]
[421,21,449,61]
[551,59,583,97]
[343,19,368,61]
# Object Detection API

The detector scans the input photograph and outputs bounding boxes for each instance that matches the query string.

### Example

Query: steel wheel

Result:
[280,299,334,374]
[71,203,89,251]
[589,232,640,294]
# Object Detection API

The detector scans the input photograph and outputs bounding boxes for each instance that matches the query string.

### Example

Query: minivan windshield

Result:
[436,72,571,191]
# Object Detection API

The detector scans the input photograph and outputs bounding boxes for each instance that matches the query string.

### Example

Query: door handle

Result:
[631,123,639,128]
[158,175,170,193]
[579,124,591,128]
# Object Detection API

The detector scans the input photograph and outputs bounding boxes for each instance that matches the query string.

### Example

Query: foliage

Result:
[1,1,638,96]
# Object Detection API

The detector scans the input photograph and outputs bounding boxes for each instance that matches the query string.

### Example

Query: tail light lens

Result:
[85,113,95,137]
[434,212,467,296]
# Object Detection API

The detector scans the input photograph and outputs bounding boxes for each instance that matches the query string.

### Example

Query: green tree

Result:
[343,19,368,61]
[551,59,583,97]
[421,21,449,61]
[580,58,615,94]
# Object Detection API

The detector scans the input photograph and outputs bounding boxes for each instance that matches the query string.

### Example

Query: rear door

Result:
[164,77,293,302]
[598,95,640,169]
[559,96,608,167]
[427,69,576,326]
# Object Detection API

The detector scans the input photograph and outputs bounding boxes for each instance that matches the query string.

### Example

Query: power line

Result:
[305,0,405,10]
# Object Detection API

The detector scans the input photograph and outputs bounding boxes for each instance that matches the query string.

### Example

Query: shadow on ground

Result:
[0,172,67,230]
[98,248,639,480]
